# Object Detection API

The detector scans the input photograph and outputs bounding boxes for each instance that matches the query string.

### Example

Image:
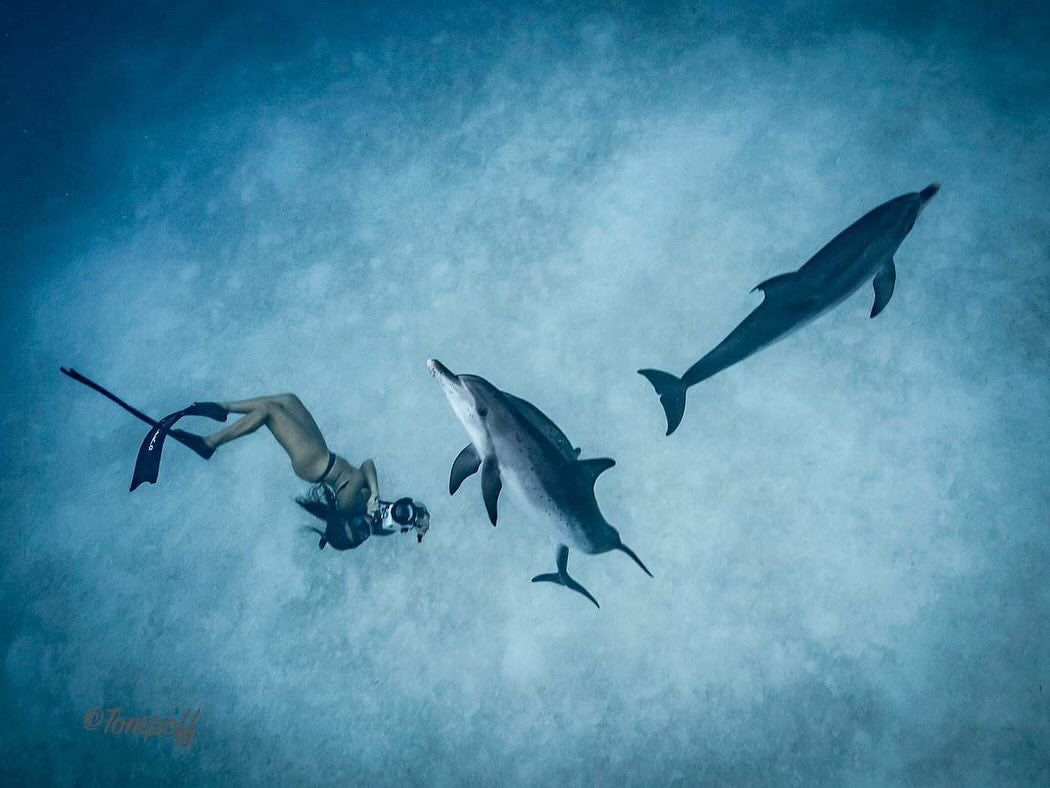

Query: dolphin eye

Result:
[477,405,489,418]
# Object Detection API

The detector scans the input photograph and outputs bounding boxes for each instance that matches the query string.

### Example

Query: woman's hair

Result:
[296,483,369,551]
[296,482,340,523]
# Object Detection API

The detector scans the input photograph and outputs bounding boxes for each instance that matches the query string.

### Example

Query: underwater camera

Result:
[373,497,430,542]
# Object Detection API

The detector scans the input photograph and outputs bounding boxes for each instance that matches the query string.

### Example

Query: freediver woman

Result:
[180,392,428,550]
[60,367,429,551]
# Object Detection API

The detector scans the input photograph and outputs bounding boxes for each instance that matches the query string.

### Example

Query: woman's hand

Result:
[366,492,380,516]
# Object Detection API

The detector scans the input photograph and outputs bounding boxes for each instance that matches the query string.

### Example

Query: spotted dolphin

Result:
[640,183,941,435]
[428,359,652,608]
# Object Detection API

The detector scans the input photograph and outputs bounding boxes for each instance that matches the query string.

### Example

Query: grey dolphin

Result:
[428,359,652,608]
[640,182,941,435]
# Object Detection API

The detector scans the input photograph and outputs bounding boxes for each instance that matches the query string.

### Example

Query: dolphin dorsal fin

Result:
[751,272,796,299]
[577,457,615,485]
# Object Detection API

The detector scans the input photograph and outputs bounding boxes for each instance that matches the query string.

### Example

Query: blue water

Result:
[2,2,1048,784]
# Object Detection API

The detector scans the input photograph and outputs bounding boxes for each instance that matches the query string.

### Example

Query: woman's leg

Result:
[223,394,324,438]
[203,397,329,481]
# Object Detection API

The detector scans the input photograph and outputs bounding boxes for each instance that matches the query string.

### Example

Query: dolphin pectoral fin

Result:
[751,272,796,299]
[871,261,896,318]
[638,369,687,435]
[530,545,600,608]
[481,459,501,526]
[449,444,481,495]
[578,457,615,486]
[616,542,653,578]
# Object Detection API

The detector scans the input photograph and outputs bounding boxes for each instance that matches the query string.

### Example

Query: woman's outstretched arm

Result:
[361,459,379,513]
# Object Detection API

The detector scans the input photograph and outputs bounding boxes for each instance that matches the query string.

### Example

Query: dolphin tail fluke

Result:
[531,573,601,609]
[531,572,560,583]
[638,368,687,435]
[531,545,600,608]
[616,542,653,578]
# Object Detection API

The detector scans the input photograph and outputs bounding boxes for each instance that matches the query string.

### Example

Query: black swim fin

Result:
[130,413,183,491]
[184,401,228,422]
[60,369,221,489]
[162,402,226,460]
[130,424,212,491]
[169,429,215,460]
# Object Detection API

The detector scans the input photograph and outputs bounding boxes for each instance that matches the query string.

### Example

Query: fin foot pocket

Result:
[170,429,215,460]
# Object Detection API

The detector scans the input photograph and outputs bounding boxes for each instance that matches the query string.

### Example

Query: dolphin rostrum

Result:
[428,359,652,608]
[640,182,941,435]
